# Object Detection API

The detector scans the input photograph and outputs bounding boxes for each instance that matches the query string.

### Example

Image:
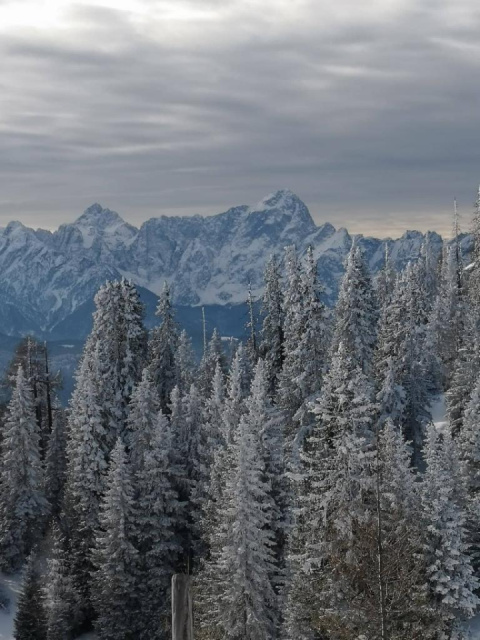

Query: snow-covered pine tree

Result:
[419,234,441,313]
[120,278,148,405]
[62,346,108,623]
[4,337,61,461]
[288,393,374,638]
[14,550,48,640]
[468,184,480,309]
[92,439,138,640]
[198,328,227,397]
[260,254,285,398]
[375,243,396,311]
[456,371,480,573]
[244,359,287,592]
[133,412,182,639]
[376,357,405,427]
[447,309,480,437]
[148,281,179,413]
[175,329,196,395]
[0,367,48,572]
[277,245,303,420]
[245,281,259,366]
[278,246,328,450]
[429,242,464,388]
[203,349,249,557]
[199,412,278,640]
[124,368,161,472]
[382,262,431,461]
[422,422,478,634]
[203,362,225,457]
[284,341,376,639]
[374,264,402,380]
[184,382,211,564]
[86,279,146,449]
[169,381,208,569]
[297,246,328,398]
[311,341,376,447]
[222,343,250,445]
[44,405,67,517]
[364,419,435,639]
[331,242,378,375]
[45,524,78,640]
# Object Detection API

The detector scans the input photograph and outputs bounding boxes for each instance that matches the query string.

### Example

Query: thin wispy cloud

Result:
[0,0,479,236]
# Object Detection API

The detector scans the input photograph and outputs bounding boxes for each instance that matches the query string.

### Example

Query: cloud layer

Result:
[1,0,479,236]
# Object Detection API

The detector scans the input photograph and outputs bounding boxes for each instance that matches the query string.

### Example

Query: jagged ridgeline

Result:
[0,190,466,401]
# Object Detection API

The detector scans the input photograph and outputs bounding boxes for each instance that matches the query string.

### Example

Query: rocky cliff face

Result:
[0,189,450,338]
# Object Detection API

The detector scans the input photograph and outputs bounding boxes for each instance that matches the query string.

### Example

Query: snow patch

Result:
[430,393,448,434]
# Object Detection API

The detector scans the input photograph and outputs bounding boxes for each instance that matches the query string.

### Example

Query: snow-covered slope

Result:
[0,190,451,338]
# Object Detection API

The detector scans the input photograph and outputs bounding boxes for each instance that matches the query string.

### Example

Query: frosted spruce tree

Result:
[447,310,480,437]
[260,254,285,398]
[376,356,405,427]
[44,405,67,517]
[468,184,480,311]
[374,244,396,311]
[366,420,435,639]
[149,281,179,412]
[245,281,259,366]
[86,279,146,448]
[175,329,196,395]
[422,423,478,634]
[92,440,138,640]
[429,242,463,387]
[200,412,278,640]
[133,412,182,639]
[0,366,48,572]
[124,368,161,472]
[222,343,250,444]
[278,246,328,450]
[331,242,378,375]
[380,263,431,461]
[62,346,108,623]
[244,360,287,590]
[284,341,376,639]
[14,550,48,640]
[456,371,480,572]
[204,347,249,552]
[277,245,303,421]
[204,362,225,448]
[5,337,61,462]
[198,328,227,396]
[45,524,78,640]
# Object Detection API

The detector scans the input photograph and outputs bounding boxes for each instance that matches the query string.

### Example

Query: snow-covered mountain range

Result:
[0,189,457,339]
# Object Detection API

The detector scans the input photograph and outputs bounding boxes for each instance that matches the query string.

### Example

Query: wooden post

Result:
[172,574,193,640]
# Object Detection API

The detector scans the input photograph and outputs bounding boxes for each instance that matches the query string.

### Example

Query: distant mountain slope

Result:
[0,189,459,339]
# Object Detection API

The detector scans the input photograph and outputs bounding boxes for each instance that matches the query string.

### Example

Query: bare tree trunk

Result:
[172,574,193,640]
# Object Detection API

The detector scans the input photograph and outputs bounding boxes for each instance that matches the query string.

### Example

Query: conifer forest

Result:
[5,199,480,640]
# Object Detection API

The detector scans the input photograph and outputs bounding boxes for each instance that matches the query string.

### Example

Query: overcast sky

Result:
[1,0,480,237]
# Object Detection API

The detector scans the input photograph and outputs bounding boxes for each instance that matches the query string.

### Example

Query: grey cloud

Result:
[0,0,479,237]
